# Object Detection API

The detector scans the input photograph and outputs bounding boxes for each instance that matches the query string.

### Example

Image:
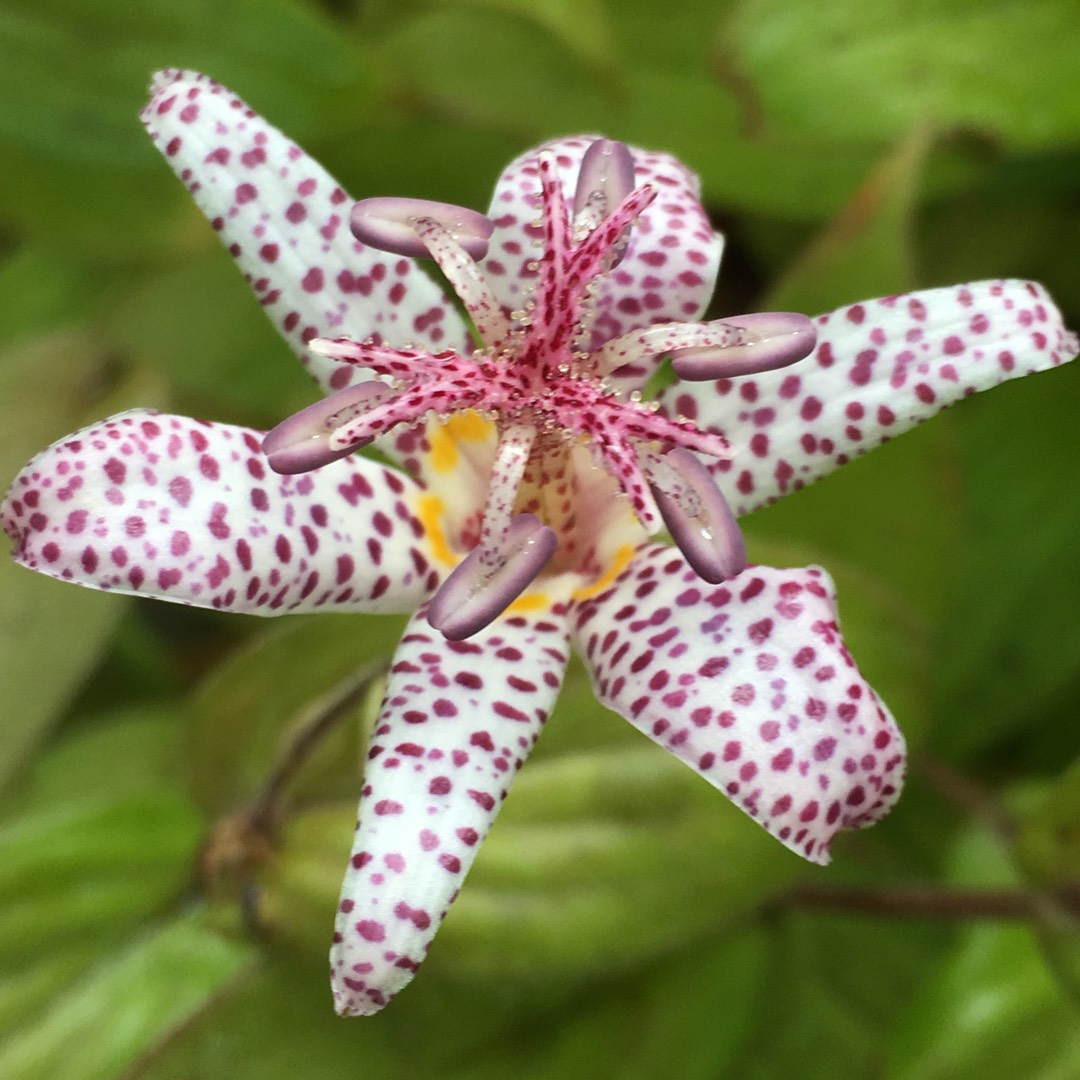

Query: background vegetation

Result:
[3,1,1080,1076]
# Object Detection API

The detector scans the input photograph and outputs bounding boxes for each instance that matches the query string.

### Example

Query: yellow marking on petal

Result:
[448,410,494,442]
[416,494,458,567]
[428,426,458,474]
[573,544,635,600]
[506,591,553,615]
[428,411,495,475]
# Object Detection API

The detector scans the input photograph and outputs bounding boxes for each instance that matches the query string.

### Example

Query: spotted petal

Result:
[143,69,471,396]
[331,605,570,1015]
[2,411,438,614]
[660,280,1079,515]
[573,546,904,864]
[483,136,723,386]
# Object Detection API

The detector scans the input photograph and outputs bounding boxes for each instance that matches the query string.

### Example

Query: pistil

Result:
[262,138,818,638]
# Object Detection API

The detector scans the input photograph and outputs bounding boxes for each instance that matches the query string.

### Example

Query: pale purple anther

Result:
[350,197,495,260]
[672,312,816,380]
[263,381,390,474]
[426,513,557,640]
[572,139,637,268]
[574,139,636,218]
[650,447,746,584]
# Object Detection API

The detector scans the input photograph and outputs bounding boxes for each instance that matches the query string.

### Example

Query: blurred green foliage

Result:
[2,0,1080,1076]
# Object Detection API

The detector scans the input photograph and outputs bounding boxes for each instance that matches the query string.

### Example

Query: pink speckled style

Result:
[3,69,1076,1016]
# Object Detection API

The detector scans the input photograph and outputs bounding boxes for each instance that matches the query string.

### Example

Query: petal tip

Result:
[142,68,197,120]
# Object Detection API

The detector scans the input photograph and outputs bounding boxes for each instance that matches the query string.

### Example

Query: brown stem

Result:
[246,658,386,834]
[915,753,1017,842]
[786,882,1038,920]
[196,659,386,898]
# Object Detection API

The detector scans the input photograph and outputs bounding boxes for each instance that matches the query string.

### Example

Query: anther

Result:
[650,448,746,584]
[426,514,557,640]
[263,381,390,474]
[573,139,636,258]
[350,197,495,260]
[671,313,817,380]
[574,139,635,216]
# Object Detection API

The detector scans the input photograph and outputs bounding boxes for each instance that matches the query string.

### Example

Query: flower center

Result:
[264,140,816,638]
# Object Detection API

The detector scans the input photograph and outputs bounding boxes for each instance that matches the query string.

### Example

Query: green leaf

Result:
[0,791,200,968]
[727,913,951,1080]
[0,0,370,254]
[1015,756,1080,889]
[105,251,311,425]
[445,750,801,982]
[720,0,1080,152]
[128,927,767,1080]
[187,614,403,816]
[617,70,882,221]
[426,0,621,83]
[376,7,610,136]
[455,931,771,1080]
[0,333,167,791]
[0,0,365,167]
[930,360,1080,756]
[889,923,1080,1080]
[0,710,199,1039]
[0,144,186,256]
[917,151,1080,315]
[0,564,126,793]
[764,125,928,313]
[13,707,185,814]
[0,247,106,348]
[116,948,526,1080]
[0,913,256,1080]
[0,784,202,1041]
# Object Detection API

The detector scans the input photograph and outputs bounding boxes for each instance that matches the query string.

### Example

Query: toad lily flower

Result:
[3,71,1076,1017]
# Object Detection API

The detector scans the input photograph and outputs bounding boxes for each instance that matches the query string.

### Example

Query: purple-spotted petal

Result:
[142,70,470,396]
[660,280,1079,515]
[573,547,904,864]
[2,411,437,614]
[482,137,723,382]
[331,605,570,1015]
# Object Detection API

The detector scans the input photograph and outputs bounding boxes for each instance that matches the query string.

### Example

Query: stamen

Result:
[310,338,455,379]
[479,424,536,550]
[350,197,494,259]
[671,312,816,380]
[567,183,656,298]
[426,513,557,640]
[265,143,777,627]
[649,448,746,584]
[410,217,511,348]
[263,381,391,474]
[588,416,662,533]
[327,379,486,453]
[530,153,575,343]
[592,319,749,377]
